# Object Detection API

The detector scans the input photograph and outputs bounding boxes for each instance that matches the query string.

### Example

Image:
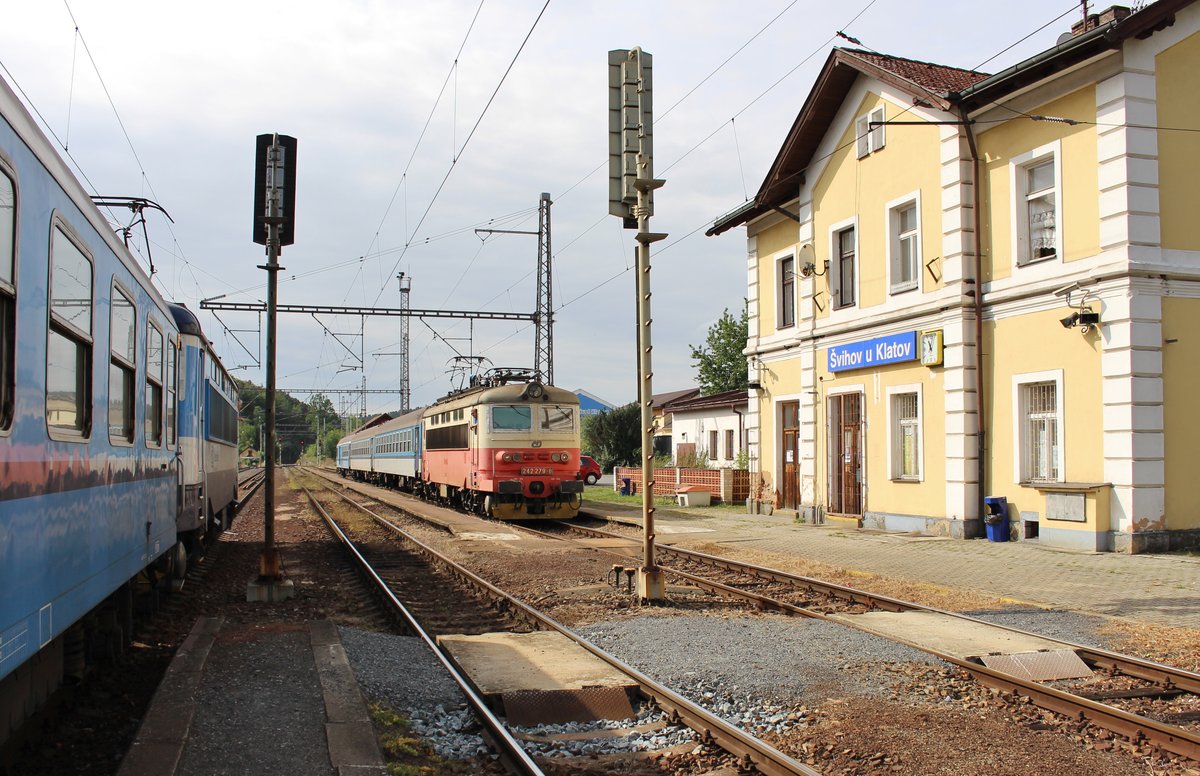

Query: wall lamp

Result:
[1060,308,1100,333]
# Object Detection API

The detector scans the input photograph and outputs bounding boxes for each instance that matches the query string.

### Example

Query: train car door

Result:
[469,406,479,489]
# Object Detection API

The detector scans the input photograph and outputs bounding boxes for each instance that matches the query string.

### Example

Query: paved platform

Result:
[118,618,384,776]
[583,503,1200,629]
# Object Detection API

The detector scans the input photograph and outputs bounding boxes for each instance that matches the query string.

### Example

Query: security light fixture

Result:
[1060,308,1100,333]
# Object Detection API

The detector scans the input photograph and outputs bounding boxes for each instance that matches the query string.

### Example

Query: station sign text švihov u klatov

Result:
[826,331,917,373]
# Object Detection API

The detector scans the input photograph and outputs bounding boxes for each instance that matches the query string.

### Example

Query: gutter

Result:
[958,105,986,536]
[952,0,1188,110]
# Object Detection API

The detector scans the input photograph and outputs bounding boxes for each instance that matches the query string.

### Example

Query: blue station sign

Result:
[826,331,918,373]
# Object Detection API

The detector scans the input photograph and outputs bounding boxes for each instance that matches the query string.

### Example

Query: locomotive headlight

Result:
[552,452,567,462]
[502,453,513,462]
[512,452,522,462]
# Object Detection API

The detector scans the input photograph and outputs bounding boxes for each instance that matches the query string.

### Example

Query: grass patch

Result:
[368,702,471,775]
[582,484,748,513]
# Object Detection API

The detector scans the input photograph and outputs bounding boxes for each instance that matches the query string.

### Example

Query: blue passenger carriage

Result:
[172,303,238,554]
[0,72,235,744]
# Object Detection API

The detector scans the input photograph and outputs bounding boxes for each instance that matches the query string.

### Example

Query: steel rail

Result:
[562,518,1200,762]
[300,485,546,776]
[568,519,1200,688]
[306,475,820,776]
[632,528,1200,694]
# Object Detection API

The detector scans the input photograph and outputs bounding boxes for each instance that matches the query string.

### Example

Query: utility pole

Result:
[248,132,297,602]
[609,48,665,601]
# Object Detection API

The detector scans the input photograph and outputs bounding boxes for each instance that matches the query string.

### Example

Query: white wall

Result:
[672,408,745,468]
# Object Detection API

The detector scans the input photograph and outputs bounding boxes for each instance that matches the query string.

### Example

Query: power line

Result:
[357,0,488,295]
[370,0,552,307]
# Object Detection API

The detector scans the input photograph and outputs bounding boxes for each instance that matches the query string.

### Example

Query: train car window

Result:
[145,322,163,446]
[205,382,237,445]
[166,340,177,446]
[491,405,532,431]
[108,284,136,444]
[0,168,15,431]
[539,406,575,432]
[47,225,93,437]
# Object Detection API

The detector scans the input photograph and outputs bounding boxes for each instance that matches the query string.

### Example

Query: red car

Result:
[579,455,602,485]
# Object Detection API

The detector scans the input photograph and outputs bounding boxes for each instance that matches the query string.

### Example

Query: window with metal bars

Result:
[892,392,919,480]
[1022,381,1059,481]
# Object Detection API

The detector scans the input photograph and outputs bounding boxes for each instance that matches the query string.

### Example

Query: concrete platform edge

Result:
[116,616,223,776]
[311,621,385,770]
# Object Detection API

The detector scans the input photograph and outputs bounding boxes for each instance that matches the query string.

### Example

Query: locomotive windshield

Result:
[490,404,576,432]
[539,406,575,432]
[491,405,531,430]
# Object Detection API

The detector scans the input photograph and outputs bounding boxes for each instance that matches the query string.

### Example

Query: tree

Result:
[689,304,749,395]
[581,402,641,472]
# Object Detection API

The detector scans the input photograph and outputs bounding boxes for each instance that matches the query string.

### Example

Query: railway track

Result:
[549,517,1200,765]
[301,467,1200,767]
[298,471,821,776]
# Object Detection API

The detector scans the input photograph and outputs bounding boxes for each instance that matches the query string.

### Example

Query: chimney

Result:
[1071,5,1132,36]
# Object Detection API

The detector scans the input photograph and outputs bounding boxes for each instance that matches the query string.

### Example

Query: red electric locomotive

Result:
[419,371,583,519]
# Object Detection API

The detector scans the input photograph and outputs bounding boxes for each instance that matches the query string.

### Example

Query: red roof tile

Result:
[841,49,989,96]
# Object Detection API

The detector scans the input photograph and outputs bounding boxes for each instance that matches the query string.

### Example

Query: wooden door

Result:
[781,401,799,509]
[828,393,863,516]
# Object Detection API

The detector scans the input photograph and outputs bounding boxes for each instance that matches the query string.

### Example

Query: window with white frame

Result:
[855,106,886,159]
[833,226,856,309]
[1012,143,1060,266]
[779,256,795,328]
[708,430,718,461]
[1013,371,1063,483]
[724,429,734,460]
[888,387,921,481]
[889,199,919,293]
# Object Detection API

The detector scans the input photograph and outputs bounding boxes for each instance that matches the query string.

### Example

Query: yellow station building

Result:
[709,2,1200,552]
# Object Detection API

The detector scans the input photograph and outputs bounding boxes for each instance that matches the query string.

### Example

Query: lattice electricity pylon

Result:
[398,273,412,413]
[534,192,554,385]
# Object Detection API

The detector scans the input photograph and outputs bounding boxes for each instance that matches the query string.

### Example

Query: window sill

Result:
[1016,254,1057,267]
[889,284,917,295]
[1020,480,1110,492]
[891,476,921,483]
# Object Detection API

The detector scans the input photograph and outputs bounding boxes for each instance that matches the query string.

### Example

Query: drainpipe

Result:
[959,106,986,537]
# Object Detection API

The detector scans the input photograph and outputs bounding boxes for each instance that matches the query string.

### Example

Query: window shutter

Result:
[869,107,885,151]
[855,116,870,158]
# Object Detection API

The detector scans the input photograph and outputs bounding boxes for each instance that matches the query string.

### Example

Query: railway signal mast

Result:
[249,132,297,601]
[609,47,666,601]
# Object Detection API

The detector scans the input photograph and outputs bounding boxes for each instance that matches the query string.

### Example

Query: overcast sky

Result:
[3,0,1092,414]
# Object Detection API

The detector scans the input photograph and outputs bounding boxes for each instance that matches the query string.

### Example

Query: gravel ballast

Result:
[580,612,944,705]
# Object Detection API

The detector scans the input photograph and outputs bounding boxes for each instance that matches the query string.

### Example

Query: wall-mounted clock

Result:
[920,330,943,367]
